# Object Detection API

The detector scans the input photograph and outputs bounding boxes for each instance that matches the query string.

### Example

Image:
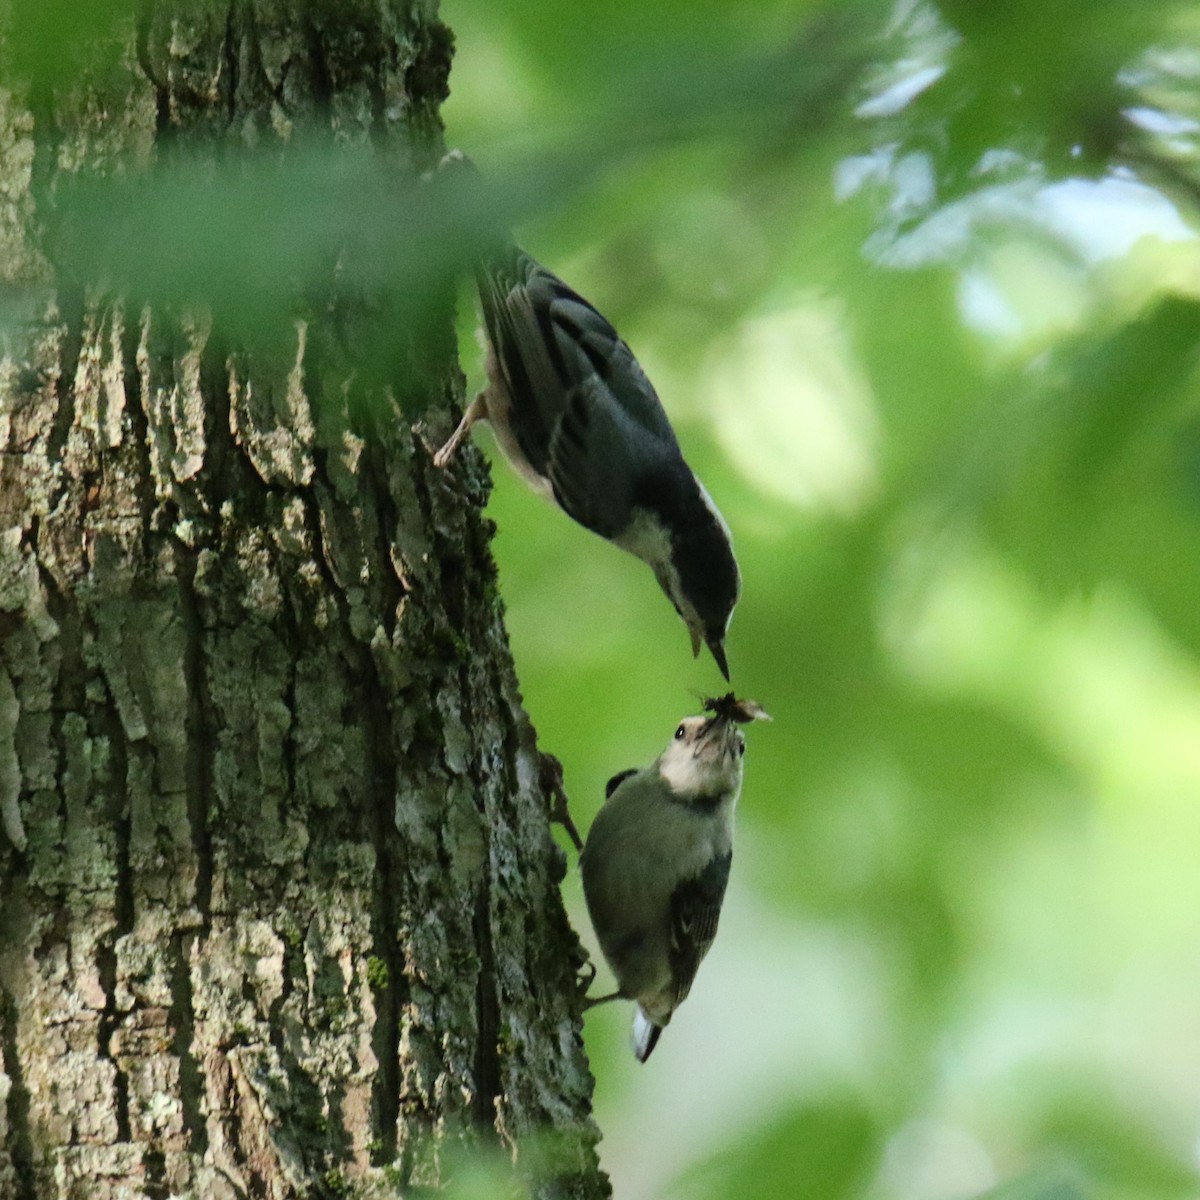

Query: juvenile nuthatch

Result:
[580,696,767,1060]
[433,221,740,678]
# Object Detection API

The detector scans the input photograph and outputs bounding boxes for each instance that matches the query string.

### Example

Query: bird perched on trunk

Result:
[432,155,740,678]
[580,697,768,1060]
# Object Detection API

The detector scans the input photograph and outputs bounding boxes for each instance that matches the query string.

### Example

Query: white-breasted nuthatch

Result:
[433,212,740,678]
[580,696,767,1060]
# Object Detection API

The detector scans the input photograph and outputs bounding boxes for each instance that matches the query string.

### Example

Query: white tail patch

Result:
[632,1006,663,1062]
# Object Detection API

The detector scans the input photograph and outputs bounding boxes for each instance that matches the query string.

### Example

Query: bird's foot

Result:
[432,394,486,470]
[540,751,583,853]
[581,989,622,1011]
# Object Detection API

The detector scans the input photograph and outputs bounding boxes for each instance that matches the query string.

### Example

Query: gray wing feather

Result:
[667,851,731,1009]
[605,768,639,800]
[542,290,676,440]
[481,249,683,535]
[545,376,662,538]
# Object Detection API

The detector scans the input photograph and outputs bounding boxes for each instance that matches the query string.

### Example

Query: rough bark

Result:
[0,4,606,1198]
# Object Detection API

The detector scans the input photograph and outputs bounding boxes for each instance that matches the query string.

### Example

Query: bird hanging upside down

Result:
[580,697,768,1060]
[432,155,741,679]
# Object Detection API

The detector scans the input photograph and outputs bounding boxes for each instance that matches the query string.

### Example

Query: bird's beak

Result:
[706,637,730,682]
[689,625,702,659]
[697,708,739,762]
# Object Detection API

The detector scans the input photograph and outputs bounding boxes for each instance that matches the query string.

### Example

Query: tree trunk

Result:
[0,4,606,1198]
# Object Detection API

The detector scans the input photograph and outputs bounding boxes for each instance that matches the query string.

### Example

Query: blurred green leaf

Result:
[976,1161,1092,1200]
[5,0,130,87]
[667,1094,880,1200]
[1034,1086,1200,1198]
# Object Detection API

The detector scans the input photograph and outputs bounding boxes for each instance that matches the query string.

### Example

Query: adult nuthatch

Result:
[433,203,740,678]
[580,695,767,1060]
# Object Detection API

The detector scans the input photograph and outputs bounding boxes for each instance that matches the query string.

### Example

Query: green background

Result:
[441,1,1200,1197]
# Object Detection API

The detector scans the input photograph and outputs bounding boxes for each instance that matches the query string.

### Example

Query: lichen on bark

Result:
[0,3,608,1198]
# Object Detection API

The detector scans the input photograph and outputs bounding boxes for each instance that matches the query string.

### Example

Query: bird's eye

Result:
[737,740,746,756]
[674,724,686,740]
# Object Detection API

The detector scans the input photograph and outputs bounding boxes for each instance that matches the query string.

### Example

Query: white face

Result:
[613,515,709,653]
[657,716,745,803]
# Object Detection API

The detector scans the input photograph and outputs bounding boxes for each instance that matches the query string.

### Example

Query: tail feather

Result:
[632,1007,663,1062]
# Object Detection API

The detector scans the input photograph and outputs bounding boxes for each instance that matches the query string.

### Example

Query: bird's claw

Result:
[540,752,584,852]
[575,958,597,999]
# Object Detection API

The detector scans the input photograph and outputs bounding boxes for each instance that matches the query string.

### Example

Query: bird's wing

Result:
[605,768,639,800]
[478,252,562,465]
[480,249,683,535]
[666,850,732,1009]
[540,279,675,441]
[544,375,661,537]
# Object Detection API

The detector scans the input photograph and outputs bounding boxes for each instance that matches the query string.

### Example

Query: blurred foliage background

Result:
[11,0,1200,1196]
[440,1,1200,1198]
